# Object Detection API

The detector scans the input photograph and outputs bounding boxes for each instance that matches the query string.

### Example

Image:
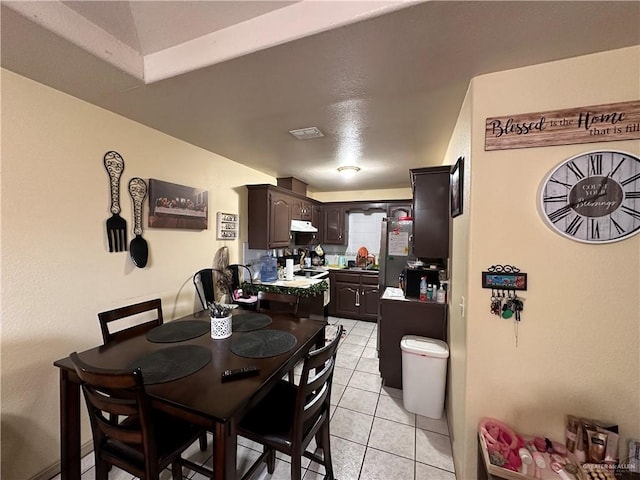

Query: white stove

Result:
[294,267,330,280]
[294,267,330,306]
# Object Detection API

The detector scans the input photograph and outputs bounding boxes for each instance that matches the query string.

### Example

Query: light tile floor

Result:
[53,317,456,480]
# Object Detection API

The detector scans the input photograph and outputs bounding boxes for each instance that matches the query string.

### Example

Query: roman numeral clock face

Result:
[539,150,640,243]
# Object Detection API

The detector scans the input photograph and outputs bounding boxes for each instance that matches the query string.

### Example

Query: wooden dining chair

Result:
[257,291,301,382]
[70,352,214,480]
[256,291,300,315]
[237,325,343,480]
[98,298,164,344]
[228,264,258,310]
[97,298,208,451]
[194,266,258,310]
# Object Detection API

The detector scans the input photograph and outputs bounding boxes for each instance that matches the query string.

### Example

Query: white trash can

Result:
[401,335,449,419]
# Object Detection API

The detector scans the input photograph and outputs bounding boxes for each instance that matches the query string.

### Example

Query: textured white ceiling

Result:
[2,1,639,192]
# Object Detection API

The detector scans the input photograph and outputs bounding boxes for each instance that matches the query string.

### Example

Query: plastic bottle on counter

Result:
[436,283,446,303]
[419,276,427,302]
[259,251,278,282]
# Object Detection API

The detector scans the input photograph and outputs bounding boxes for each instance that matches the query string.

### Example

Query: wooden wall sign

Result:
[485,100,640,151]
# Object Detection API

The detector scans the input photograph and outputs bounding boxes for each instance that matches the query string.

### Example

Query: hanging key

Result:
[512,297,524,322]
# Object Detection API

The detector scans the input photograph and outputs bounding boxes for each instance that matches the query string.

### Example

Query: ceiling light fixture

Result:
[337,166,361,179]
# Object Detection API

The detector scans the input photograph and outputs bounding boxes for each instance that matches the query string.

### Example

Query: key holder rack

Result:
[482,265,527,347]
[482,264,527,292]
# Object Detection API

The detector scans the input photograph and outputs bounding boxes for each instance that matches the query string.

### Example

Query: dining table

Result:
[53,308,327,480]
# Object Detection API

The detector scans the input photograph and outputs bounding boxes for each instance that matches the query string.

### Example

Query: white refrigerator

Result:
[378,217,412,292]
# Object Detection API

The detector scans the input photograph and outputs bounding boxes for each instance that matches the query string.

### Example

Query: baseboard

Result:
[30,441,93,480]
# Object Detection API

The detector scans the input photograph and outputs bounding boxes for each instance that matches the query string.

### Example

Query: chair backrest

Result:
[256,291,300,315]
[193,268,215,309]
[70,352,158,476]
[294,325,343,442]
[98,298,163,344]
[194,267,243,309]
[227,264,254,289]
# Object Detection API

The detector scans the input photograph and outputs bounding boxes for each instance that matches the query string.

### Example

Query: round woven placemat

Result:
[232,313,272,332]
[129,345,211,384]
[146,320,210,343]
[230,329,296,359]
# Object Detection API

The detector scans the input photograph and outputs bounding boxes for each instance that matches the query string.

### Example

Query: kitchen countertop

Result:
[327,266,379,274]
[381,286,446,305]
[381,287,409,301]
[255,277,325,289]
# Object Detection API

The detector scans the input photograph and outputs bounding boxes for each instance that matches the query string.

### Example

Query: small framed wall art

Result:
[450,156,464,218]
[216,212,238,240]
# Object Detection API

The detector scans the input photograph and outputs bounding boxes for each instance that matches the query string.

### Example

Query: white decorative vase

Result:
[210,314,232,339]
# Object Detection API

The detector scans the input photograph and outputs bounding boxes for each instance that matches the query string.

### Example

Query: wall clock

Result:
[538,150,640,243]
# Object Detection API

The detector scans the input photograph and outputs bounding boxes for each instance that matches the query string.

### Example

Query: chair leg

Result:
[288,369,295,383]
[319,421,334,480]
[291,453,303,480]
[199,432,208,451]
[266,448,276,474]
[95,458,109,480]
[171,461,182,480]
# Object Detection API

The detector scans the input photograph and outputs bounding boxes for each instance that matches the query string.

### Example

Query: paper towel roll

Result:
[285,259,294,280]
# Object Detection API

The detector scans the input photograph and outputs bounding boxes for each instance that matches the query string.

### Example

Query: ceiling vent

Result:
[288,127,324,140]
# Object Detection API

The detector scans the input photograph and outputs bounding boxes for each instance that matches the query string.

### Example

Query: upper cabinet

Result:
[247,185,323,249]
[247,185,292,249]
[312,204,323,241]
[387,201,412,219]
[248,184,415,250]
[291,198,313,221]
[410,167,451,260]
[323,205,348,244]
[269,191,294,247]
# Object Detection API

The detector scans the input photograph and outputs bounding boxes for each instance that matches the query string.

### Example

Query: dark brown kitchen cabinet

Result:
[323,205,348,245]
[291,199,313,221]
[360,279,380,322]
[387,202,412,219]
[312,204,323,240]
[329,271,379,321]
[411,167,450,260]
[247,185,292,249]
[378,297,447,389]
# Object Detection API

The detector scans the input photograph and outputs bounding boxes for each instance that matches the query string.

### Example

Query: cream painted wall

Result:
[457,46,640,479]
[442,83,472,476]
[310,187,412,203]
[0,69,275,479]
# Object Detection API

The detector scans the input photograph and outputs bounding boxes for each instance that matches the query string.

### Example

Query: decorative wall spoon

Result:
[128,177,149,268]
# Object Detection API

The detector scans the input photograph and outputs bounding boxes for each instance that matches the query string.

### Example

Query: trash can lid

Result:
[400,335,449,358]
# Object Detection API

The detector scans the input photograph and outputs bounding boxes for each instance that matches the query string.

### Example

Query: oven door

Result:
[322,276,330,307]
[311,272,330,307]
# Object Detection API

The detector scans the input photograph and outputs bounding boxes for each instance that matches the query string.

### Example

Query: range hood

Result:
[290,220,318,233]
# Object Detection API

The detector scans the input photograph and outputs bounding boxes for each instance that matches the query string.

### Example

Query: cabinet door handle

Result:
[355,289,360,307]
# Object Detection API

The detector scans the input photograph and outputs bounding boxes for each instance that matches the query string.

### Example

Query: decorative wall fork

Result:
[103,151,127,252]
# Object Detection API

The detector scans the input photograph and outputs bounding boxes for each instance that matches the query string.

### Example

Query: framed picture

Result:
[148,179,208,230]
[450,156,464,218]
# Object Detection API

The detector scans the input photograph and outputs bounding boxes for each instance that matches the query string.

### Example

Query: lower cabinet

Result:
[329,271,379,322]
[378,298,447,389]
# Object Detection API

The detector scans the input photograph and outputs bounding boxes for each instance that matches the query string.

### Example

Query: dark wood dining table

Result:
[53,309,327,480]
